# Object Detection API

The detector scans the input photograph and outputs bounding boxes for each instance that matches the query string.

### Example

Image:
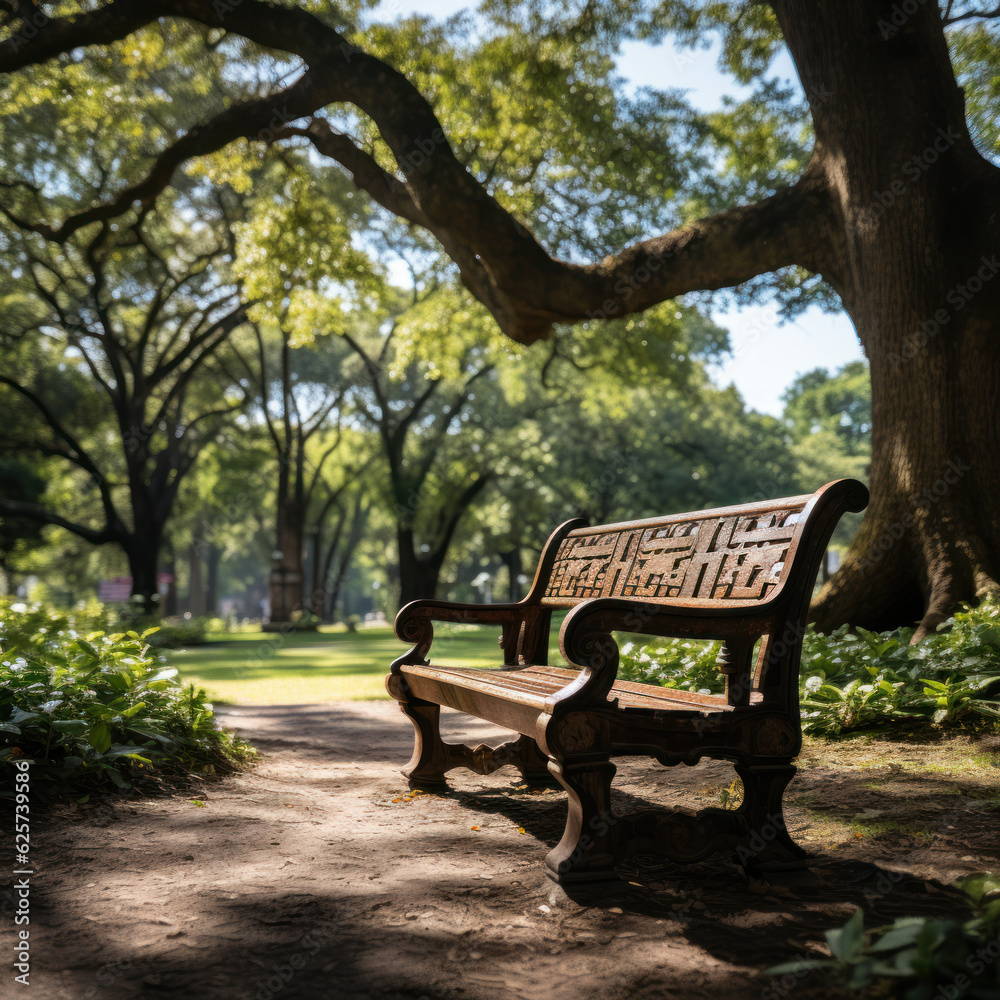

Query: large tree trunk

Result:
[160,542,178,617]
[188,540,206,616]
[397,526,447,605]
[204,542,220,616]
[776,0,1000,638]
[125,525,162,618]
[500,548,523,602]
[266,498,305,628]
[319,498,368,623]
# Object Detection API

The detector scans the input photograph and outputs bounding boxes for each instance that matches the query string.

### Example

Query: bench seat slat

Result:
[400,663,732,715]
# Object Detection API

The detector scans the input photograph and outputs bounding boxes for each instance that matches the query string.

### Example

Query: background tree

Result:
[782,361,872,491]
[343,293,508,605]
[7,1,998,634]
[229,144,387,623]
[0,191,249,611]
[170,428,273,617]
[0,457,46,594]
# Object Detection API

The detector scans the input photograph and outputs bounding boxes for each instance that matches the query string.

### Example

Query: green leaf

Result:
[9,708,43,724]
[87,722,112,753]
[825,909,866,962]
[76,638,100,659]
[51,720,88,734]
[844,956,877,990]
[147,668,178,683]
[105,767,129,789]
[126,724,173,745]
[102,746,152,762]
[868,919,926,953]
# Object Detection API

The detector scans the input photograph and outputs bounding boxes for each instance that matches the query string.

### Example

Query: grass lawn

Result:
[166,624,531,705]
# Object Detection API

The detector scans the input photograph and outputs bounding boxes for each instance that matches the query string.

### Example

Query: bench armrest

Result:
[392,599,548,672]
[552,597,776,710]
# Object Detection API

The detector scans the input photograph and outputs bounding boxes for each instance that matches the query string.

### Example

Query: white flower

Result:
[805,676,823,692]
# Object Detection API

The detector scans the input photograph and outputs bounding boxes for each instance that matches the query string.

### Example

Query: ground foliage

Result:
[618,595,1000,736]
[0,601,255,803]
[770,873,1000,999]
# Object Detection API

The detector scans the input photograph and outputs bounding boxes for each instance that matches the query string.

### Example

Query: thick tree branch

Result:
[943,4,1000,24]
[0,0,838,343]
[0,375,108,487]
[279,121,430,228]
[0,498,121,546]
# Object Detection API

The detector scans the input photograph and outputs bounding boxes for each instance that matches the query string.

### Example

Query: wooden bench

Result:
[386,479,868,889]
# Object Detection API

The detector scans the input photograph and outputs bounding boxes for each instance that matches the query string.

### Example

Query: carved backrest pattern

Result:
[542,504,808,606]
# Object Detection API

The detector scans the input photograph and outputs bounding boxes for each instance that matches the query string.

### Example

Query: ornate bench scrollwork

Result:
[386,480,869,888]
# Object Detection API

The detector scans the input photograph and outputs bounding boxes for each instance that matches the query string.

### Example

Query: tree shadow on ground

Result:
[433,773,978,967]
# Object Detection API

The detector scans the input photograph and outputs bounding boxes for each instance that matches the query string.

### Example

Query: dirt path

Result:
[13,701,1000,1000]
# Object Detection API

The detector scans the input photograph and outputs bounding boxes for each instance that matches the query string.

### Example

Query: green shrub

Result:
[618,636,725,695]
[0,601,255,803]
[768,873,1000,996]
[145,616,211,649]
[618,595,1000,736]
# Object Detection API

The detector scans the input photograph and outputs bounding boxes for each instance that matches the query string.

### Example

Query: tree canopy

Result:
[1,1,997,634]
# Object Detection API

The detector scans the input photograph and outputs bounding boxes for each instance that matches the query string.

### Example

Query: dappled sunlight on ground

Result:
[24,701,1000,999]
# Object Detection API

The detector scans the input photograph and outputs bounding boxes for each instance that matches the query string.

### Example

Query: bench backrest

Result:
[540,500,808,607]
[525,480,868,709]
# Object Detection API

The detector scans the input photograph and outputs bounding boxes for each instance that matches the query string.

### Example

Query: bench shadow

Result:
[431,772,980,965]
[216,701,987,970]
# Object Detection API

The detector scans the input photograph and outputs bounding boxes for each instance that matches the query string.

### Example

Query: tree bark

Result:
[773,1,1000,637]
[499,548,523,602]
[267,497,305,627]
[161,542,177,617]
[6,0,1000,633]
[124,522,162,618]
[205,542,220,617]
[397,526,446,606]
[188,540,205,617]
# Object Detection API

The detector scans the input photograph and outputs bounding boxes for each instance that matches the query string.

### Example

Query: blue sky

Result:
[372,0,864,415]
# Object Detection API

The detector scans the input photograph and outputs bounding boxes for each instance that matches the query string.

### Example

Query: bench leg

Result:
[733,761,809,870]
[398,698,452,792]
[514,734,556,784]
[545,757,620,886]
